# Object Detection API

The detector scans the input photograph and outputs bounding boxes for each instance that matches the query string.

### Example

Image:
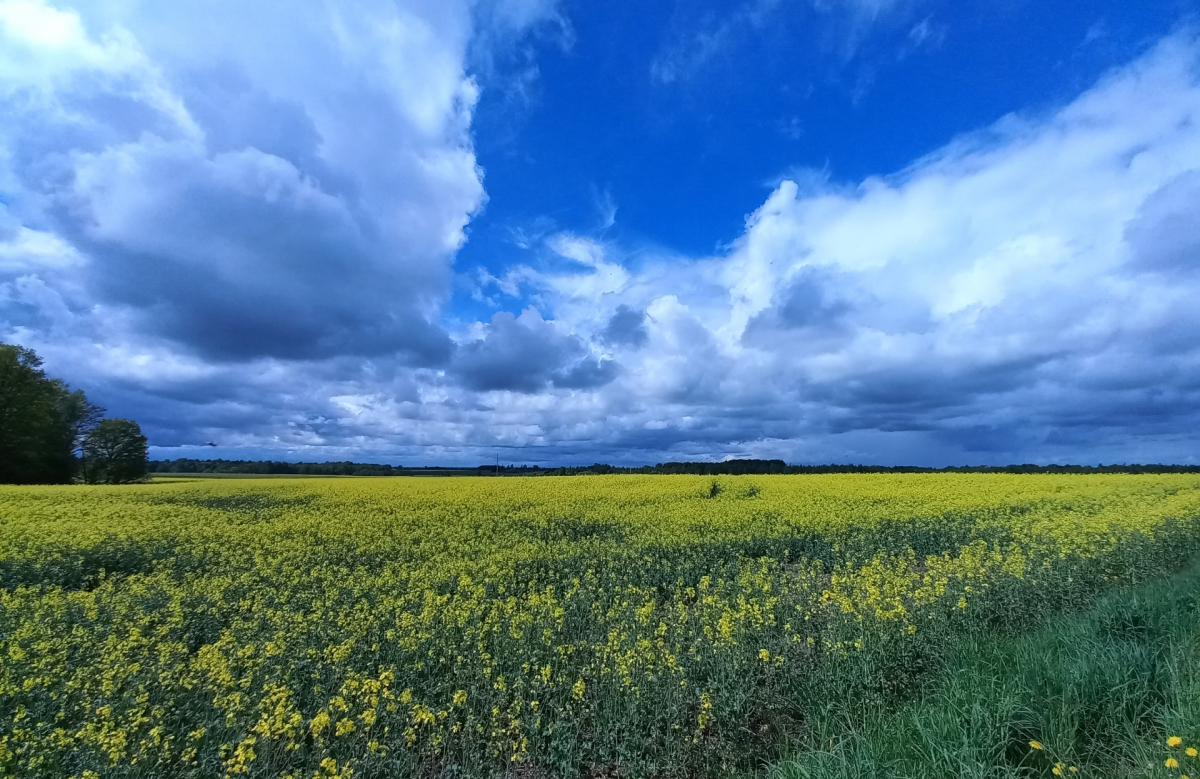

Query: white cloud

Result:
[903,16,944,52]
[0,0,140,80]
[650,0,783,85]
[0,224,84,271]
[650,0,924,85]
[0,0,574,366]
[593,187,618,230]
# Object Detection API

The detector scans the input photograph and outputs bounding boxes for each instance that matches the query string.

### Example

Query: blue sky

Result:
[465,1,1184,265]
[2,0,1200,466]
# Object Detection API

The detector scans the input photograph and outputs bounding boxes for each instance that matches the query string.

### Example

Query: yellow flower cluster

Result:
[2,473,1199,777]
[1166,735,1199,778]
[1028,722,1198,775]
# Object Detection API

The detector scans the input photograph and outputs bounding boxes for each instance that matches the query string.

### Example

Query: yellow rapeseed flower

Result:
[4,473,1200,776]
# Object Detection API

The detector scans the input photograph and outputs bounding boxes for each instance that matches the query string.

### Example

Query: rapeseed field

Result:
[2,474,1199,778]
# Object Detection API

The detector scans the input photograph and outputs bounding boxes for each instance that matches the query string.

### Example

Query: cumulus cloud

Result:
[453,308,617,393]
[0,0,493,363]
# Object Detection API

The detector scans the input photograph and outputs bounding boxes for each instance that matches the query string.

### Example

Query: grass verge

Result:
[770,560,1200,779]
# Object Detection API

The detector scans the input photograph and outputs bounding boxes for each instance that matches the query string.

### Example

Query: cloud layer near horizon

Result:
[2,0,1200,465]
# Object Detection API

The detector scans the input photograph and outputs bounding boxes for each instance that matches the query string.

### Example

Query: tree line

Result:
[0,343,148,484]
[540,460,1200,475]
[148,460,554,476]
[147,459,491,477]
[148,457,1200,477]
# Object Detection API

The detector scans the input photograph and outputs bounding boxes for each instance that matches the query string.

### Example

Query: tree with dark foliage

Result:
[82,419,149,484]
[0,343,104,483]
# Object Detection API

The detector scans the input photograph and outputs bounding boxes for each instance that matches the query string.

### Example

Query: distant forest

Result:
[149,458,1200,477]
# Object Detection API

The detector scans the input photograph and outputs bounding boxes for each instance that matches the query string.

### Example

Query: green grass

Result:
[769,561,1200,779]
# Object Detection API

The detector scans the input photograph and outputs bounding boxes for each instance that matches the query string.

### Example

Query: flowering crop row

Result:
[2,474,1199,778]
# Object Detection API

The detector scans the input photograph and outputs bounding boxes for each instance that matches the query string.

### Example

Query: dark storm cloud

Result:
[180,65,328,175]
[1124,170,1200,274]
[601,305,648,348]
[817,353,1054,414]
[774,268,850,328]
[742,266,854,346]
[554,357,621,389]
[453,310,619,392]
[84,353,433,450]
[47,145,455,364]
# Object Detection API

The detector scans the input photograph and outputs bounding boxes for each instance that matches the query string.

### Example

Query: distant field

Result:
[2,475,1199,778]
[150,470,487,480]
[151,473,346,480]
